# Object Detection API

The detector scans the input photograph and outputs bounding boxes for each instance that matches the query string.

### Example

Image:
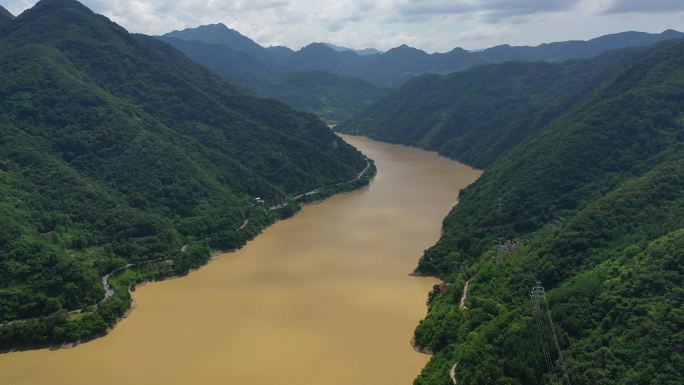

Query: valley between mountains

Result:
[0,1,682,385]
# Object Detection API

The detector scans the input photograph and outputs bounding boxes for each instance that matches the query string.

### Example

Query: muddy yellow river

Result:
[0,135,481,385]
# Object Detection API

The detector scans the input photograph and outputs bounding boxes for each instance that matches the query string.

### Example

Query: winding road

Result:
[100,258,165,303]
[450,363,458,385]
[459,280,470,310]
[276,160,372,209]
[1,257,166,327]
[293,160,371,201]
[450,280,471,384]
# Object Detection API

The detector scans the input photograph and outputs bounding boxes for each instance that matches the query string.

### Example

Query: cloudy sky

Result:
[5,0,684,52]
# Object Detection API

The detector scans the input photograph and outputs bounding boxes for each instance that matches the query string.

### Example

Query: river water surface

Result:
[0,135,481,385]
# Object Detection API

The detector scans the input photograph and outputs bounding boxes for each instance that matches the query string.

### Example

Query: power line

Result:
[532,283,558,384]
[544,293,573,385]
[494,239,504,266]
[531,282,573,385]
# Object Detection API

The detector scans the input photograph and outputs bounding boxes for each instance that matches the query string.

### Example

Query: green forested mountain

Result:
[246,70,389,123]
[343,40,684,384]
[158,33,388,122]
[338,48,650,168]
[0,0,368,349]
[164,23,270,61]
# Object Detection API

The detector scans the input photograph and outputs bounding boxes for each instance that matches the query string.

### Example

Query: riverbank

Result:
[0,153,376,353]
[0,135,481,385]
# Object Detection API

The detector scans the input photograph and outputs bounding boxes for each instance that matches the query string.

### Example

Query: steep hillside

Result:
[0,0,369,349]
[248,70,389,122]
[337,60,600,168]
[159,36,387,122]
[157,36,280,82]
[338,48,648,168]
[403,41,683,384]
[337,31,683,383]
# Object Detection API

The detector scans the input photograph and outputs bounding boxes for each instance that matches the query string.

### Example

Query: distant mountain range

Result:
[158,24,684,121]
[162,25,683,87]
[164,24,383,58]
[323,43,382,56]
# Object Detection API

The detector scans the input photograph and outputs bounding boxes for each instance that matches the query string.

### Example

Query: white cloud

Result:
[5,0,684,52]
[604,0,684,14]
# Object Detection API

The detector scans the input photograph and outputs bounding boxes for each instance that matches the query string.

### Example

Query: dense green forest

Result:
[343,40,684,384]
[158,31,388,122]
[244,70,388,123]
[0,0,370,349]
[338,46,663,168]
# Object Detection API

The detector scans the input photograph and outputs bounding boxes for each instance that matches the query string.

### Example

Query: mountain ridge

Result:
[164,22,270,60]
[0,5,14,22]
[162,24,684,89]
[323,42,382,55]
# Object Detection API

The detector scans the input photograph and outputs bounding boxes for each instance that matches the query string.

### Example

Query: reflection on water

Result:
[0,135,481,385]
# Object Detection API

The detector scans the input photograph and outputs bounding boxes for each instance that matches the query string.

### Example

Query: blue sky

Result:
[5,0,684,52]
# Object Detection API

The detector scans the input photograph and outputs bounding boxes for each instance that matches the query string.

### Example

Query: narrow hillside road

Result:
[1,257,166,327]
[450,280,470,384]
[237,219,249,231]
[459,280,469,310]
[356,161,370,180]
[293,189,319,200]
[291,160,370,202]
[101,258,165,303]
[450,363,458,385]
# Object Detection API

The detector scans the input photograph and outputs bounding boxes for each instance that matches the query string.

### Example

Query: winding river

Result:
[0,135,481,385]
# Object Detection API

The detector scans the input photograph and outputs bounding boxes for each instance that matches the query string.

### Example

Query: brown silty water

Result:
[0,134,481,385]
